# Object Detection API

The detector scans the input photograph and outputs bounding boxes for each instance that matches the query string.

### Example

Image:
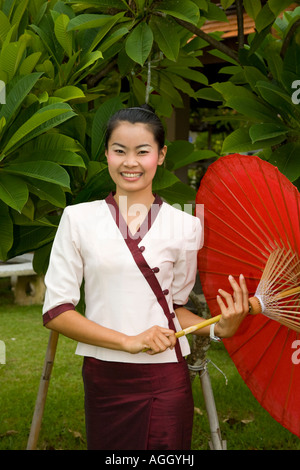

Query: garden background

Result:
[1,0,300,450]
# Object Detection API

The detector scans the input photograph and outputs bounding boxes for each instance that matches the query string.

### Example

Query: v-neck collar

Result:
[105,191,163,244]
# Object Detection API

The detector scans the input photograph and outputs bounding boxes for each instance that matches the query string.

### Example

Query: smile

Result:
[121,172,143,178]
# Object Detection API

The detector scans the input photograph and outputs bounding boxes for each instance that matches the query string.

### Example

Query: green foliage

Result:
[200,4,300,189]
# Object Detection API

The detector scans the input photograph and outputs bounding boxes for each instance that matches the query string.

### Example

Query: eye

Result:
[138,149,149,155]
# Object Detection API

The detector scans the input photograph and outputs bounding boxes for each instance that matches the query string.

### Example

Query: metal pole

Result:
[189,361,226,450]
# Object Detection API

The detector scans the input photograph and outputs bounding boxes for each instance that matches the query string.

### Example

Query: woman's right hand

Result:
[124,325,177,355]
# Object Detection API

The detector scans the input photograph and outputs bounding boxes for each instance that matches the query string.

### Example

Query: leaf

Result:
[125,22,153,66]
[67,14,113,31]
[152,166,180,191]
[2,103,76,155]
[53,86,85,101]
[8,225,56,258]
[27,180,66,207]
[54,14,73,58]
[156,0,200,26]
[243,0,261,20]
[255,4,275,33]
[222,127,286,154]
[0,11,11,43]
[15,150,85,168]
[150,15,179,61]
[222,127,262,154]
[0,173,28,212]
[206,2,228,22]
[165,66,208,85]
[0,201,13,260]
[0,72,42,129]
[268,143,300,182]
[88,11,125,53]
[91,96,123,160]
[255,80,299,120]
[3,161,70,187]
[249,123,289,143]
[225,96,280,123]
[19,52,42,75]
[157,181,197,206]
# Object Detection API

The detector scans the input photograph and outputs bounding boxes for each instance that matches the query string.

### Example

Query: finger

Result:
[239,274,249,313]
[218,288,234,310]
[216,294,228,314]
[228,275,243,308]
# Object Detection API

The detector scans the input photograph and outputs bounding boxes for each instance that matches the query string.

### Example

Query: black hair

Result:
[105,104,165,150]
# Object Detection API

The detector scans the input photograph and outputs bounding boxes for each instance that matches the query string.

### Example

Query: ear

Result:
[158,145,167,166]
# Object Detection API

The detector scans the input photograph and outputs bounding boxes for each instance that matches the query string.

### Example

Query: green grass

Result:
[0,282,299,450]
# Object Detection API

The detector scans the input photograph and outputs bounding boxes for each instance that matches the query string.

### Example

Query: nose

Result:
[123,152,139,167]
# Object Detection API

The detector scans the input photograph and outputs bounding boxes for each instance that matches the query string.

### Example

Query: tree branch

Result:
[156,13,240,63]
[280,18,300,58]
[86,59,118,89]
[235,0,244,50]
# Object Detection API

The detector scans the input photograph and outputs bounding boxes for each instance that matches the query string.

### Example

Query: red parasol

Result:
[196,153,300,438]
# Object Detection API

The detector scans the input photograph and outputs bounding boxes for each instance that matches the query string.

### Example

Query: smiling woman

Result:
[42,104,248,451]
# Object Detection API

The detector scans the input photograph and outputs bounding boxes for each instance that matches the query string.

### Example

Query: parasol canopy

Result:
[196,153,300,438]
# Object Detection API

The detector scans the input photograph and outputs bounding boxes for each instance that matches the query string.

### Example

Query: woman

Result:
[42,105,249,450]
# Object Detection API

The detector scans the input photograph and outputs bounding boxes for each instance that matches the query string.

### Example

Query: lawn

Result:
[0,283,299,451]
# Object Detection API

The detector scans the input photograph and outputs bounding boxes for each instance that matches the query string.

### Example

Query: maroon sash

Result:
[105,192,183,362]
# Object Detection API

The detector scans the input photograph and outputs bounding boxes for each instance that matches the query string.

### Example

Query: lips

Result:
[121,172,143,178]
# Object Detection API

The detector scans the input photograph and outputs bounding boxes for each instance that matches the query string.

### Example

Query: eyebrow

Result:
[111,143,152,149]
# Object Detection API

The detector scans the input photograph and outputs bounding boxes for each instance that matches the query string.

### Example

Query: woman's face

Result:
[105,121,167,196]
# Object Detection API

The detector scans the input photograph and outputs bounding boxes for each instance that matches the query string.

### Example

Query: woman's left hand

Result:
[214,274,249,338]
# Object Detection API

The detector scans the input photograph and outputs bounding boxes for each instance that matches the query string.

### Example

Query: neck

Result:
[114,188,155,211]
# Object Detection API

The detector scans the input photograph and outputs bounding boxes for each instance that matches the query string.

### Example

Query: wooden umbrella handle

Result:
[175,314,222,338]
[142,315,222,352]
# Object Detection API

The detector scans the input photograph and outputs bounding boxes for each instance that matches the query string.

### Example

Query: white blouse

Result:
[43,193,202,363]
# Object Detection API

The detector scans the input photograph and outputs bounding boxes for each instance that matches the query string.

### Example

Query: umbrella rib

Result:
[214,160,282,247]
[241,158,288,247]
[205,204,275,254]
[204,225,270,264]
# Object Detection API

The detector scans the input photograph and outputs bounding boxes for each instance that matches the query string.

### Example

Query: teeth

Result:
[121,172,142,177]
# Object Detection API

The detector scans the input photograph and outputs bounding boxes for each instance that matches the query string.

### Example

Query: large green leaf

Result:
[91,96,123,160]
[53,85,86,101]
[0,72,42,129]
[268,142,300,182]
[152,166,179,191]
[0,173,28,212]
[125,22,153,66]
[87,11,125,53]
[54,14,73,58]
[3,161,70,187]
[2,103,76,155]
[14,149,86,168]
[225,96,281,123]
[156,0,200,26]
[157,181,197,206]
[222,127,263,154]
[0,11,11,43]
[27,180,67,207]
[8,225,57,258]
[249,123,289,144]
[67,14,113,31]
[149,15,180,62]
[0,201,13,260]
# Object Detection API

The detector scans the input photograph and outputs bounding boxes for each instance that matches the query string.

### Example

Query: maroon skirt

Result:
[82,357,194,450]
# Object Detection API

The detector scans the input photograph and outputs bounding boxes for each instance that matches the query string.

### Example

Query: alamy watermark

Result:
[0,340,5,364]
[291,80,300,104]
[0,80,5,104]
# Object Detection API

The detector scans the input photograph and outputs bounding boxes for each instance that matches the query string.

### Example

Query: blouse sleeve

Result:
[171,216,202,310]
[42,206,83,325]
